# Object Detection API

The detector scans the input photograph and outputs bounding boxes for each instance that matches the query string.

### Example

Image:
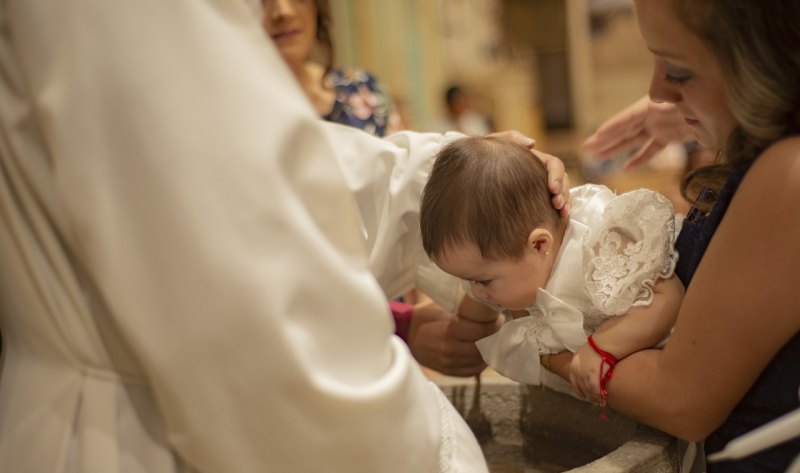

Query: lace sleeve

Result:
[582,189,681,315]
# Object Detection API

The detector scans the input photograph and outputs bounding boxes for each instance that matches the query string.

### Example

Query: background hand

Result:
[582,96,695,170]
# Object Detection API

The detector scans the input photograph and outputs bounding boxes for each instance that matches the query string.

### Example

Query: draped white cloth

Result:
[476,184,680,387]
[0,1,483,472]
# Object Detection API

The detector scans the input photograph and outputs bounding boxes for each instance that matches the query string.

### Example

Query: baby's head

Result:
[420,136,565,310]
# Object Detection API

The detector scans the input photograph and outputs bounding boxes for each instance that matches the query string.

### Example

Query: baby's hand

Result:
[569,344,604,404]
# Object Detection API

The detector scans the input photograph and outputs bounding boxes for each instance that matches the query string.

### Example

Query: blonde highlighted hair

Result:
[676,0,800,208]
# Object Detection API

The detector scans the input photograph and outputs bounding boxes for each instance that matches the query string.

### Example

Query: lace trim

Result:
[583,189,680,315]
[434,384,455,473]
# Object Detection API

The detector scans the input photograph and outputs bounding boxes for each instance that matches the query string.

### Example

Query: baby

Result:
[420,136,684,401]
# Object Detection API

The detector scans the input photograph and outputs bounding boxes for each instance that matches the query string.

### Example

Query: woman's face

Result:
[262,0,318,68]
[634,0,737,151]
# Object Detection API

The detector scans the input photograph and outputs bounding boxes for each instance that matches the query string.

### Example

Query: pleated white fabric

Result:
[0,1,483,472]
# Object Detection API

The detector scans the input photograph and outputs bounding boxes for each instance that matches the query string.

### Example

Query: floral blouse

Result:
[324,67,398,137]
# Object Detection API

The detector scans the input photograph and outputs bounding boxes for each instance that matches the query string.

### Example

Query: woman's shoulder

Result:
[732,136,800,238]
[755,136,800,163]
[745,136,800,195]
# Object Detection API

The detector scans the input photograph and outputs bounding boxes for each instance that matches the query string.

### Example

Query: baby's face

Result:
[434,241,549,310]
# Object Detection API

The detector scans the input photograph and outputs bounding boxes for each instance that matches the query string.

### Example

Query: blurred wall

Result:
[328,1,654,168]
[329,0,544,141]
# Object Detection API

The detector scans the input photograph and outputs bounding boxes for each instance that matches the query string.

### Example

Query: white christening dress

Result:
[476,184,681,388]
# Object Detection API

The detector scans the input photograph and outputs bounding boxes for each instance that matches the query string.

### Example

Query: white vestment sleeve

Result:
[324,123,466,311]
[3,1,485,472]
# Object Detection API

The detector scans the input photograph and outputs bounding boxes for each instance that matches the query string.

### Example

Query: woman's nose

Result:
[265,0,296,22]
[648,60,681,105]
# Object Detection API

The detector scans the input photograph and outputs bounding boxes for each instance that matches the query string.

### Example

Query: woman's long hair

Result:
[314,0,334,79]
[676,0,800,209]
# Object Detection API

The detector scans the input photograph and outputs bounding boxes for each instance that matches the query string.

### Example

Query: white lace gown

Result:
[476,184,681,389]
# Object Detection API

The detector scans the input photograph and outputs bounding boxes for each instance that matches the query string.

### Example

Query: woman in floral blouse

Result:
[263,0,403,137]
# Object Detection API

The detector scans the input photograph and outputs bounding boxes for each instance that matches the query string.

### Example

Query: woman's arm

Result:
[606,138,800,441]
[570,276,684,401]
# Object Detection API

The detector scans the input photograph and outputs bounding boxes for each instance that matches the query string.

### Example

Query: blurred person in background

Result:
[263,0,403,137]
[432,85,495,137]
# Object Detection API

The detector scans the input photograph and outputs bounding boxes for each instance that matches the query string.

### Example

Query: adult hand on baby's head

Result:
[533,148,572,217]
[582,96,695,170]
[407,300,501,377]
[487,130,572,218]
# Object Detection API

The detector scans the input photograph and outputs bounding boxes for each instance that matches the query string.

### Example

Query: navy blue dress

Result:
[674,159,800,472]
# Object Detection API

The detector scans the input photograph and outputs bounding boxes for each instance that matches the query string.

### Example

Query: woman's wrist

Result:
[390,301,414,343]
[587,332,627,360]
[587,336,618,420]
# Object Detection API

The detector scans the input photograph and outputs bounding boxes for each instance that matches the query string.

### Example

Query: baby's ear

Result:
[527,228,554,255]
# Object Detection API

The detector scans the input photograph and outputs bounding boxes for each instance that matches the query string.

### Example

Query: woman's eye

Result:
[664,63,693,86]
[474,279,492,287]
[665,73,691,86]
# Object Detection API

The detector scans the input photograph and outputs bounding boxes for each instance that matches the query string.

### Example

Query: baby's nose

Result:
[470,283,488,300]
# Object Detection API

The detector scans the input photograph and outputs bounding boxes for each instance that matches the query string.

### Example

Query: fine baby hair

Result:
[420,136,682,398]
[420,136,563,261]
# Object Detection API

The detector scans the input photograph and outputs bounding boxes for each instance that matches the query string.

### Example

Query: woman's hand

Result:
[406,300,502,377]
[582,96,695,169]
[489,130,571,216]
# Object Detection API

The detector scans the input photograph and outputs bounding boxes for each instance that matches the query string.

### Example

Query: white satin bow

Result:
[475,289,587,385]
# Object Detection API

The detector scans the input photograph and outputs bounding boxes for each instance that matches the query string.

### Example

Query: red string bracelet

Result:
[587,335,618,421]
